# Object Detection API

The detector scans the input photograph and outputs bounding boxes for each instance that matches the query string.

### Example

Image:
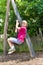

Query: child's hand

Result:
[15,28,17,33]
[16,20,19,26]
[15,20,19,33]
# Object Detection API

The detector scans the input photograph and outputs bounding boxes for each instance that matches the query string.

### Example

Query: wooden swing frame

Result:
[4,0,35,58]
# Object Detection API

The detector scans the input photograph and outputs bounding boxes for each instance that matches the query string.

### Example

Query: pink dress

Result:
[17,27,27,43]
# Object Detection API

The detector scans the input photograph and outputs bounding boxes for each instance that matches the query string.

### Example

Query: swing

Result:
[4,0,35,57]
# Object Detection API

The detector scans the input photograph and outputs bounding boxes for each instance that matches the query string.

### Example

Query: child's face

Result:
[22,22,27,27]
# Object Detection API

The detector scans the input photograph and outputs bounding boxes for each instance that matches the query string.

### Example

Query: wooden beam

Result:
[3,0,10,55]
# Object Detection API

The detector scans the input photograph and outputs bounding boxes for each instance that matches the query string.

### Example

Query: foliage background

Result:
[0,0,43,53]
[0,0,43,35]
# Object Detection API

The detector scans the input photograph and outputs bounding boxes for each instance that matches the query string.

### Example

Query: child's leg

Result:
[7,38,16,54]
[7,37,22,46]
[7,39,14,48]
[7,37,22,54]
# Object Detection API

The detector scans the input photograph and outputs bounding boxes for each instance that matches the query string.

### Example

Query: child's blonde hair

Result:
[22,20,28,27]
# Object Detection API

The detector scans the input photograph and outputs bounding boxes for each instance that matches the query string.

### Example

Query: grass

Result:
[33,42,43,51]
[0,38,43,55]
[0,38,3,52]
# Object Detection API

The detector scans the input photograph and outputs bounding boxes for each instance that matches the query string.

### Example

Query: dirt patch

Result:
[0,52,43,65]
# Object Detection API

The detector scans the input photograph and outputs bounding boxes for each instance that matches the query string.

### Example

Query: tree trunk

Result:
[11,0,35,57]
[3,0,10,55]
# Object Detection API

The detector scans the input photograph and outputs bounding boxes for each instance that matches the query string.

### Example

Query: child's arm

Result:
[15,20,20,33]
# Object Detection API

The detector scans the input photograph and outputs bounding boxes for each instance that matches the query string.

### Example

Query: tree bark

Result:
[11,0,35,57]
[3,0,10,55]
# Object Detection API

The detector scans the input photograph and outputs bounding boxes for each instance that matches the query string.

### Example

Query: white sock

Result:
[11,46,15,50]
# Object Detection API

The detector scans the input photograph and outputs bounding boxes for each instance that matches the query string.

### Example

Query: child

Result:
[7,20,27,54]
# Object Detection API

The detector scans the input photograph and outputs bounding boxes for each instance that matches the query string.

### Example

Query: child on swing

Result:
[7,20,27,54]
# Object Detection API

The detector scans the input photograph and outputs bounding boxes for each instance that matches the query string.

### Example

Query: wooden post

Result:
[3,0,10,55]
[11,0,35,57]
[39,28,43,42]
